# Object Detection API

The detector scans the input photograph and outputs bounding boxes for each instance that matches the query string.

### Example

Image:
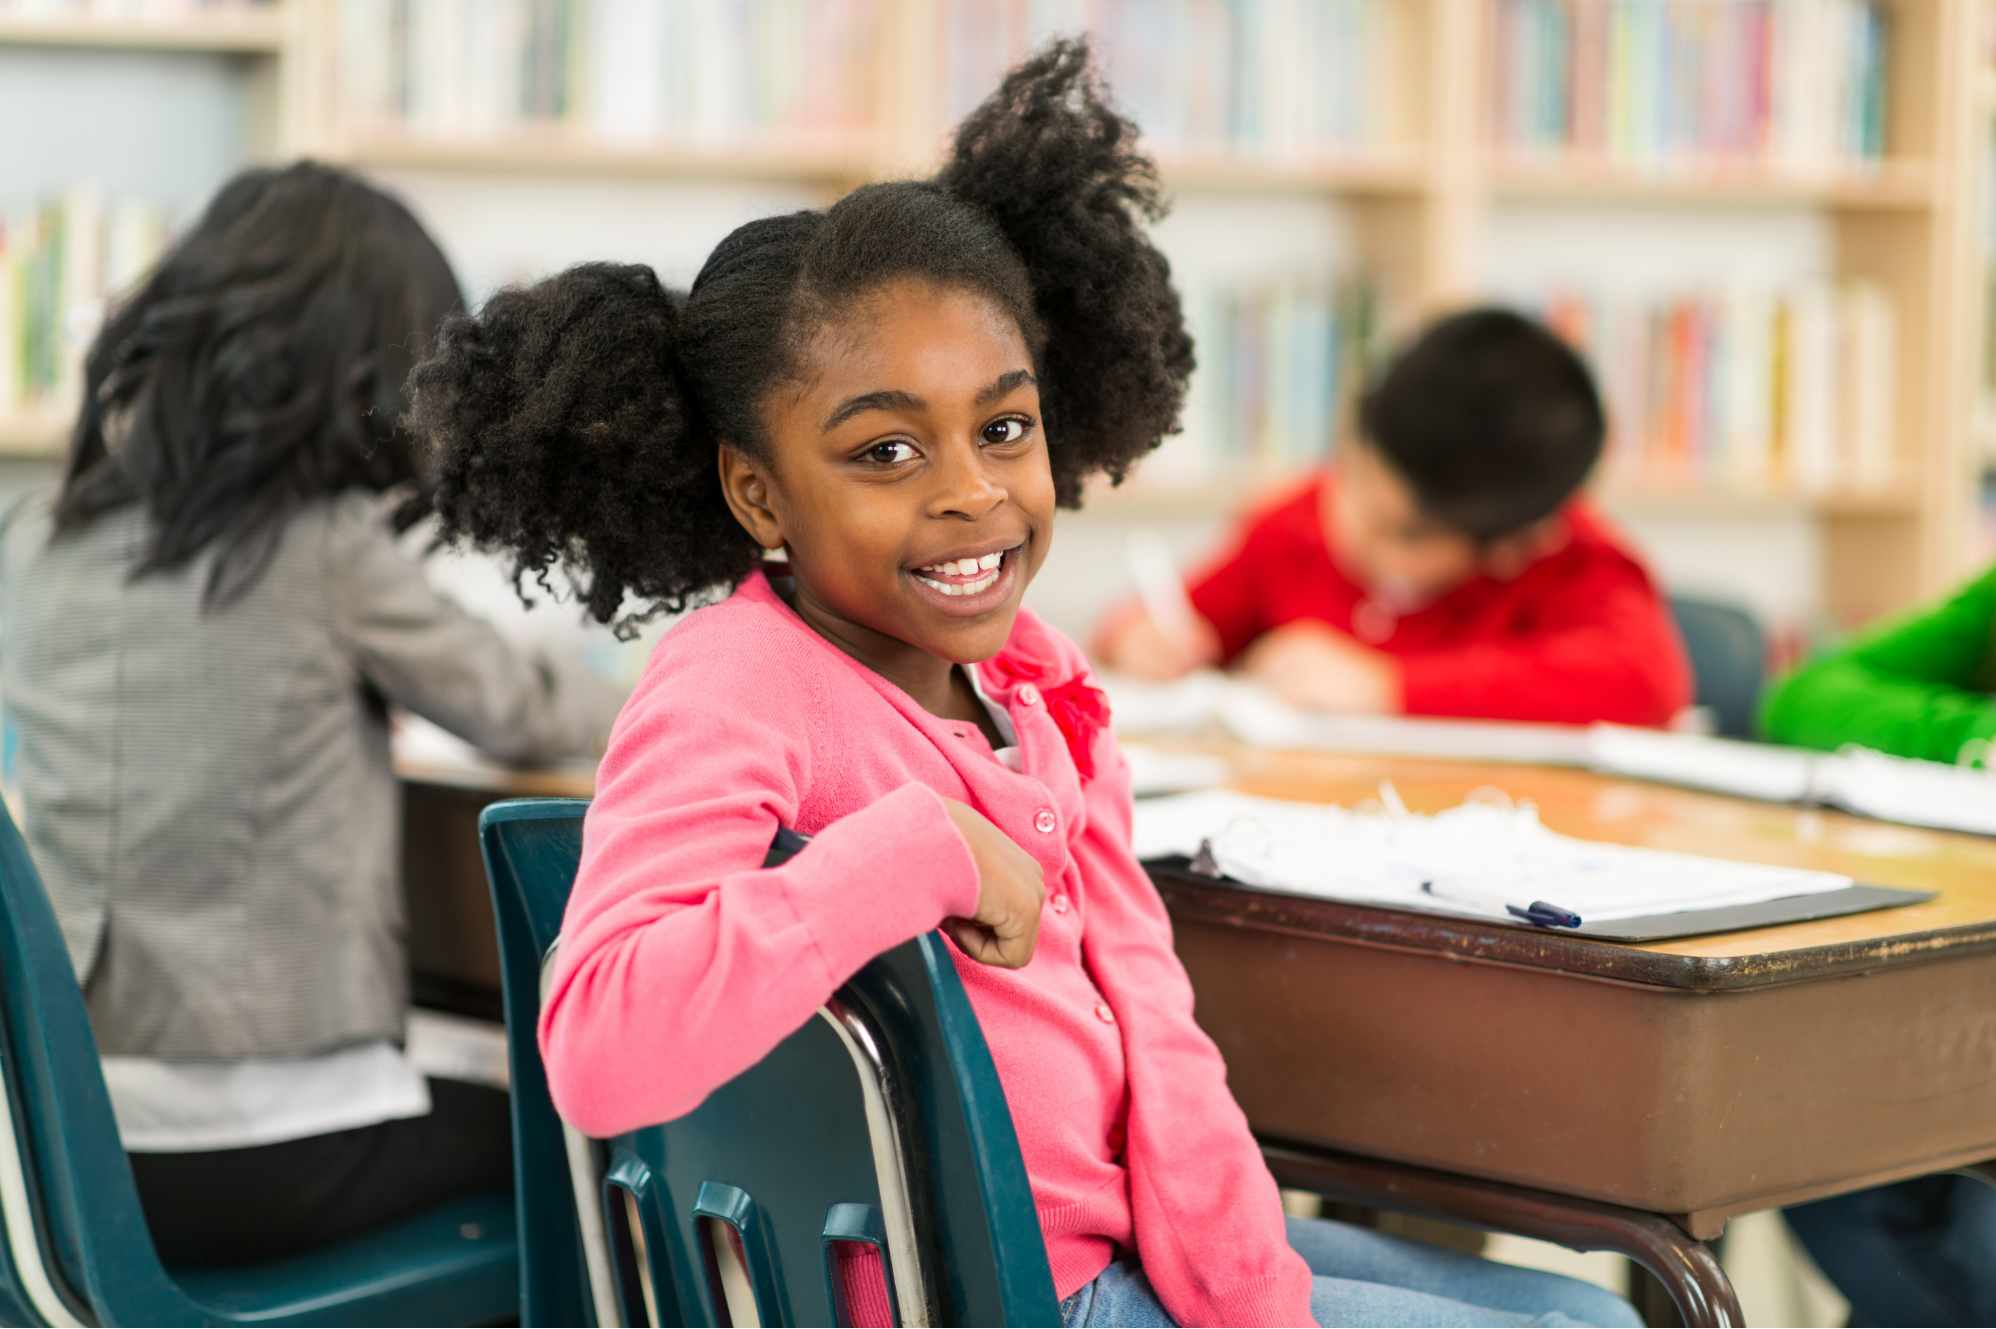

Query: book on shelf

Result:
[0,0,271,15]
[0,188,168,432]
[941,0,1414,163]
[339,0,880,149]
[1536,280,1897,498]
[1145,277,1381,487]
[1489,0,1890,176]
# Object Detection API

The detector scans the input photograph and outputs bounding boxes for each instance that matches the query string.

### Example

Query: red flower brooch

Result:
[980,652,1112,780]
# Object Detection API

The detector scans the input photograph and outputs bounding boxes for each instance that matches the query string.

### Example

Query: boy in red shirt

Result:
[1095,309,1690,726]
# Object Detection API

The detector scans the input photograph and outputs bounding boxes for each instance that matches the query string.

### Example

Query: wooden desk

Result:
[400,757,593,1019]
[1159,746,1996,1239]
[397,744,1996,1239]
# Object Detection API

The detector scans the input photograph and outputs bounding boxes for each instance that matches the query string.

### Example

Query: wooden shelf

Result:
[1160,151,1426,196]
[0,414,67,460]
[338,132,874,184]
[1069,472,1925,523]
[1486,157,1936,209]
[1596,485,1923,519]
[0,8,285,53]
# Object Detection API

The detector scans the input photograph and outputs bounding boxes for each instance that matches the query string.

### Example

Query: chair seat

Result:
[169,1190,519,1327]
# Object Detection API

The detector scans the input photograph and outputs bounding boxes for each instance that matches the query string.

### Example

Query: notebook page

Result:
[1132,789,1851,923]
[1586,725,1821,802]
[1217,686,1595,765]
[1820,747,1996,836]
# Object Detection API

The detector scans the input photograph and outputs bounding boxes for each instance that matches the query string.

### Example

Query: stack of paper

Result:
[1132,789,1853,925]
[1587,726,1996,836]
[1100,672,1996,840]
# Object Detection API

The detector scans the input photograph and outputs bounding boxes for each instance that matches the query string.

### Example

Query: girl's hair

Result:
[409,39,1194,633]
[54,162,463,603]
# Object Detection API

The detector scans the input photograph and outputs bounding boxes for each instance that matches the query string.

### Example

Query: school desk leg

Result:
[1260,1139,1744,1329]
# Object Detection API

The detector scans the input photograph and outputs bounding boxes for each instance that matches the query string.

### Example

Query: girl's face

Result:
[721,278,1055,679]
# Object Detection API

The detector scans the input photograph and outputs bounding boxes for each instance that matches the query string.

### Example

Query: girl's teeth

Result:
[915,569,1001,596]
[918,551,1007,577]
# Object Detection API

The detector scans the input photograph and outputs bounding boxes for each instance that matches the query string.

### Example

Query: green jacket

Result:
[1759,563,1996,765]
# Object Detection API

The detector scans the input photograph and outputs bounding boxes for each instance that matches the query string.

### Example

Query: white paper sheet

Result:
[1132,789,1852,923]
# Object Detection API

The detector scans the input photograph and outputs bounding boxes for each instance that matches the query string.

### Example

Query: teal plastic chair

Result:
[479,798,1061,1327]
[1670,596,1767,739]
[0,798,520,1327]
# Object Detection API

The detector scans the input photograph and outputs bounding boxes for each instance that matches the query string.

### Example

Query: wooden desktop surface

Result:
[398,741,1996,1238]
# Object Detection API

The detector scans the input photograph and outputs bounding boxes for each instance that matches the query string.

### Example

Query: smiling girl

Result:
[411,44,1638,1329]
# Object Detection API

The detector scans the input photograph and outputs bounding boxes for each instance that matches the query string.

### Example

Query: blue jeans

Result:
[1785,1175,1996,1327]
[1060,1216,1644,1327]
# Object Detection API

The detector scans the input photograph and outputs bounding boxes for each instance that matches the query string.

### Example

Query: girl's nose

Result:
[929,438,1007,520]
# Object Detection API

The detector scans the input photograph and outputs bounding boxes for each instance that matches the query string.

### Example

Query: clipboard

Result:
[1143,855,1935,943]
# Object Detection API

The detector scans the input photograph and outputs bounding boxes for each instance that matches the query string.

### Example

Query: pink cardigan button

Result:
[1017,683,1041,706]
[1095,1002,1115,1024]
[1051,894,1070,914]
[1034,808,1057,834]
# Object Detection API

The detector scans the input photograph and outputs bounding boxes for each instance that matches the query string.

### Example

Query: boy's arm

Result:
[1760,565,1996,763]
[1394,559,1690,726]
[1069,741,1316,1328]
[538,661,980,1138]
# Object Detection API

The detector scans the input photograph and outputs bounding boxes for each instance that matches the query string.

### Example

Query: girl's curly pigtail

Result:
[936,38,1196,505]
[408,262,762,632]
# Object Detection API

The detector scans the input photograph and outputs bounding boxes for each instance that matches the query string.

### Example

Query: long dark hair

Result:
[409,40,1195,634]
[53,162,463,603]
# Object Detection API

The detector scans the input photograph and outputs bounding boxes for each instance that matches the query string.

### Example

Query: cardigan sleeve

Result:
[538,626,982,1138]
[1062,679,1316,1325]
[1760,564,1996,765]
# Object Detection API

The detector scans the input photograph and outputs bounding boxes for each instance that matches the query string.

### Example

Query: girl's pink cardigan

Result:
[540,569,1314,1327]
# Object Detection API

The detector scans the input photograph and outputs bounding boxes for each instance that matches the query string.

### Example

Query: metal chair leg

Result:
[1261,1139,1744,1329]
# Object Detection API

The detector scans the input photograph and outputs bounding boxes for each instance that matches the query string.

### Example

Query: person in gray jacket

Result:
[0,163,621,1265]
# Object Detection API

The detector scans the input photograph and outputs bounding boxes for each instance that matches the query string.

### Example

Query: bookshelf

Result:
[2,0,1986,634]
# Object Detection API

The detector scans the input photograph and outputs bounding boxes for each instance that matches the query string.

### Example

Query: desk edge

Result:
[1149,865,1996,990]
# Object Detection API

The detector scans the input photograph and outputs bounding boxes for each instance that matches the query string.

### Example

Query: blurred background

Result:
[3,0,1986,1318]
[3,0,1994,684]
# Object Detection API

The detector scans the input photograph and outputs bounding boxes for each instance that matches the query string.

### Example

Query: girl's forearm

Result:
[539,783,978,1137]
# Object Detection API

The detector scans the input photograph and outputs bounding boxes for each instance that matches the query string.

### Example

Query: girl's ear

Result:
[718,445,787,550]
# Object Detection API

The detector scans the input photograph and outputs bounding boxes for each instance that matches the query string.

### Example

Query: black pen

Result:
[1419,880,1583,929]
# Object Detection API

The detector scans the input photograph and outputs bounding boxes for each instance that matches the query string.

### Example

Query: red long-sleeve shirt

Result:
[1187,472,1690,726]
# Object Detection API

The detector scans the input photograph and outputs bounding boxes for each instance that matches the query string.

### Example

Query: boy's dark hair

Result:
[54,162,463,603]
[409,39,1194,633]
[1358,308,1604,541]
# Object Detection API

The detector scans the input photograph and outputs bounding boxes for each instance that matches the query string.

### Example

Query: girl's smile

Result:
[910,543,1020,607]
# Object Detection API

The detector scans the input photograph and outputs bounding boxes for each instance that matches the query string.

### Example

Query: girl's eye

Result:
[982,417,1031,446]
[863,440,918,465]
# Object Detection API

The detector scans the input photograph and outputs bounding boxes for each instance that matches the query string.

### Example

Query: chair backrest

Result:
[0,799,213,1325]
[1669,596,1767,739]
[479,799,1060,1327]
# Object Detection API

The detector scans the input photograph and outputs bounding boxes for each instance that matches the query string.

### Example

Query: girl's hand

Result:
[939,798,1045,968]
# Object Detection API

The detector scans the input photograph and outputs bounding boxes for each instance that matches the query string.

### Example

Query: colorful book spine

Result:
[941,0,1413,161]
[0,1,271,13]
[1538,280,1897,496]
[0,190,168,425]
[339,0,880,146]
[1489,0,1889,174]
[1148,278,1381,485]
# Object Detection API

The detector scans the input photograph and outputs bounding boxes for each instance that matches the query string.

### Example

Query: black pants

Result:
[128,1078,514,1267]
